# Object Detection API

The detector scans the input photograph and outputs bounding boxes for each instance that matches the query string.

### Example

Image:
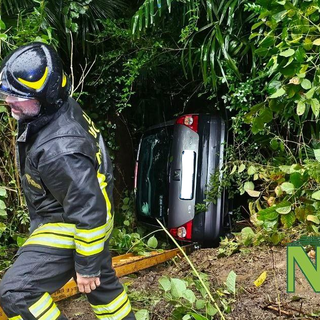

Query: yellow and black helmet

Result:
[0,42,70,112]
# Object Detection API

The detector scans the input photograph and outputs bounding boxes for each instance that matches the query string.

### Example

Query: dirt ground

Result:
[57,246,320,319]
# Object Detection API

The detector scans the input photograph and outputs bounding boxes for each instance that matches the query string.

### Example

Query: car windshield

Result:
[137,125,173,219]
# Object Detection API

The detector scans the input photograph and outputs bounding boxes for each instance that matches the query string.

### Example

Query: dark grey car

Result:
[134,114,228,246]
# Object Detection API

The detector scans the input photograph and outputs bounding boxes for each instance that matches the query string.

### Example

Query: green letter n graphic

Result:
[287,237,320,293]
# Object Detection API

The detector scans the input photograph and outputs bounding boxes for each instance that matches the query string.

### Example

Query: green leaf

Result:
[270,88,285,99]
[307,215,320,224]
[0,200,6,210]
[159,276,171,292]
[207,303,218,316]
[301,79,312,89]
[188,313,208,320]
[171,278,187,298]
[270,139,279,150]
[304,38,313,50]
[313,38,320,46]
[281,212,296,228]
[290,172,306,189]
[0,20,6,30]
[135,310,150,320]
[312,190,320,200]
[0,33,8,41]
[244,181,254,191]
[280,48,295,57]
[314,149,320,162]
[123,220,130,226]
[246,190,261,197]
[241,227,255,245]
[241,227,255,238]
[311,99,320,118]
[306,87,316,99]
[248,166,256,175]
[147,235,158,249]
[276,206,291,214]
[0,106,7,113]
[195,299,206,310]
[0,209,7,218]
[280,182,295,194]
[184,289,196,303]
[252,21,264,31]
[258,207,279,221]
[225,270,237,294]
[0,187,7,197]
[230,165,237,175]
[17,236,27,247]
[297,101,306,116]
[238,163,246,173]
[0,222,6,236]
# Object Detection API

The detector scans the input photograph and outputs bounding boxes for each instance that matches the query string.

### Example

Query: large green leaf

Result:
[159,276,171,292]
[147,236,158,248]
[171,278,187,298]
[257,207,279,221]
[270,88,286,99]
[312,190,320,200]
[280,182,295,194]
[301,79,312,90]
[280,48,295,57]
[184,289,196,303]
[281,212,296,228]
[0,187,7,197]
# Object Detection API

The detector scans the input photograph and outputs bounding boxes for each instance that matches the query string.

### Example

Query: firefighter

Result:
[0,42,136,320]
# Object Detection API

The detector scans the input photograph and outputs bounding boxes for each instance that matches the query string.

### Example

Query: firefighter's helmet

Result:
[0,42,70,113]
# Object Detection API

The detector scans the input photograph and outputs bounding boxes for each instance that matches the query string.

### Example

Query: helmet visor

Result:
[0,91,40,119]
[0,91,34,104]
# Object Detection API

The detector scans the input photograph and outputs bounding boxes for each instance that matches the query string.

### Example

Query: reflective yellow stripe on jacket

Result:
[23,217,114,255]
[75,217,114,256]
[22,223,76,249]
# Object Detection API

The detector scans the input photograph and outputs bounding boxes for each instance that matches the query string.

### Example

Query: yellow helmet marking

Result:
[18,67,48,90]
[62,74,67,87]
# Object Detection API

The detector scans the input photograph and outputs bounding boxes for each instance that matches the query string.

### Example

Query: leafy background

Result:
[1,0,320,299]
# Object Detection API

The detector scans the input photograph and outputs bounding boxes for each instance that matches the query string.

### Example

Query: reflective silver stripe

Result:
[94,301,131,320]
[75,224,107,242]
[91,290,127,314]
[29,292,52,317]
[75,219,114,256]
[75,237,105,256]
[29,292,60,320]
[23,234,75,249]
[33,223,76,236]
[22,218,113,252]
[39,304,60,320]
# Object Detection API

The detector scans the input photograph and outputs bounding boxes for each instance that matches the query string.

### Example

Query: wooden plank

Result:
[0,246,191,320]
[114,247,184,277]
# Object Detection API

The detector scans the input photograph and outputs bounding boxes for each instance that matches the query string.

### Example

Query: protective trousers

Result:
[0,246,136,320]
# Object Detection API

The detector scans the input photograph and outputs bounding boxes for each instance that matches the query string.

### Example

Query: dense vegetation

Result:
[1,0,320,317]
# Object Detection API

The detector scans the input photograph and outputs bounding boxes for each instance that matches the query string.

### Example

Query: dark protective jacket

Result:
[16,97,114,276]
